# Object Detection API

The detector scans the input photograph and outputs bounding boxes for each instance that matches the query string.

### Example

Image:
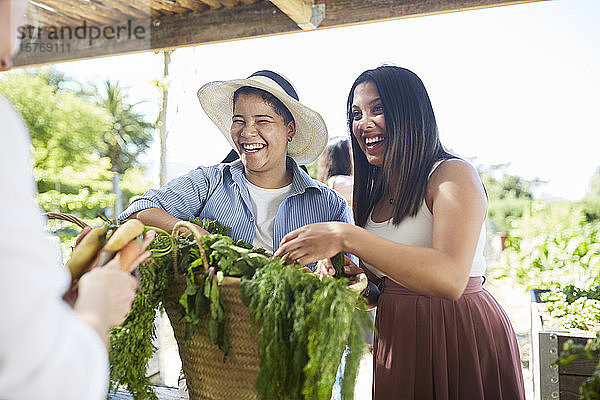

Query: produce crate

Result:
[530,289,598,400]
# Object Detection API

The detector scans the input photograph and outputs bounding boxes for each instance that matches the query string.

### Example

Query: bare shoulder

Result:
[427,159,486,205]
[431,159,481,185]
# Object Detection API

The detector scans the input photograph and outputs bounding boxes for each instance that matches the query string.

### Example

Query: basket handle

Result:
[172,221,210,274]
[44,212,90,229]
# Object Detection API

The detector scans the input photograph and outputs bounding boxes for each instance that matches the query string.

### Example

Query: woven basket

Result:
[164,222,260,400]
[44,212,90,229]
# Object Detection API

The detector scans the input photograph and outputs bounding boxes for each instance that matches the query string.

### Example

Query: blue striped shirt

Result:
[118,157,354,255]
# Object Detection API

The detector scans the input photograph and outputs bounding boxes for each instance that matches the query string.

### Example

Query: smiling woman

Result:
[230,87,295,188]
[119,70,354,256]
[116,71,358,397]
[275,65,526,399]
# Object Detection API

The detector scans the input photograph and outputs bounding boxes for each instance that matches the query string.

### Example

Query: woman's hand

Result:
[75,266,139,347]
[316,255,363,279]
[342,255,363,276]
[315,258,335,279]
[274,222,351,266]
[71,230,155,348]
[114,230,156,272]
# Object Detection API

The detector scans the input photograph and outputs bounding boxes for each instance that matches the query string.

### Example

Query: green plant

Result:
[541,287,600,331]
[560,332,600,399]
[540,284,600,399]
[1,71,152,235]
[109,219,370,400]
[494,201,600,288]
[486,198,532,233]
[580,197,600,222]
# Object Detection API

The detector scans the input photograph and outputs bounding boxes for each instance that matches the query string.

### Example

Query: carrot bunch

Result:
[65,219,146,280]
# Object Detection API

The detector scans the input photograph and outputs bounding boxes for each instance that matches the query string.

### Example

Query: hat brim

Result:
[197,78,328,165]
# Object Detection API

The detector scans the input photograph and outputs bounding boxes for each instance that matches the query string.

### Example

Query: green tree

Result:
[479,163,541,200]
[477,163,544,233]
[1,71,114,252]
[0,71,151,250]
[95,80,153,216]
[0,71,110,170]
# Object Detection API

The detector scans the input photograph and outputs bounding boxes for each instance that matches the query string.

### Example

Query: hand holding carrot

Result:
[72,229,155,348]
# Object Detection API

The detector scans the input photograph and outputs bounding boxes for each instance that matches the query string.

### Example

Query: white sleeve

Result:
[0,97,109,400]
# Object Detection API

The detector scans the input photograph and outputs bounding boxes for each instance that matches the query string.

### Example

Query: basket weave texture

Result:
[164,273,260,400]
[164,222,260,400]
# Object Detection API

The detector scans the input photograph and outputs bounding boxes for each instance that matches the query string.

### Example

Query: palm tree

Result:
[97,81,153,217]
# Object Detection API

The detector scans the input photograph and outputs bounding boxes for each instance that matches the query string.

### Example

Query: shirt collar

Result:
[223,157,321,195]
[287,157,322,195]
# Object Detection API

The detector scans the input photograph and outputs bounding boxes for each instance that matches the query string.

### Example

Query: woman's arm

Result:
[117,168,212,226]
[130,208,209,236]
[276,160,487,300]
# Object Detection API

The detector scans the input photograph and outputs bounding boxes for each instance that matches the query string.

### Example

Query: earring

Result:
[288,137,293,143]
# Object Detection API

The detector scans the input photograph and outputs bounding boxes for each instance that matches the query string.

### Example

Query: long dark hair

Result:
[348,66,454,227]
[316,137,353,183]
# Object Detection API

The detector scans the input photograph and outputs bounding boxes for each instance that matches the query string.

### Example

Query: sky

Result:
[15,0,600,200]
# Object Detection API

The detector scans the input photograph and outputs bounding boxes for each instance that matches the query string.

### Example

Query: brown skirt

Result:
[369,275,525,400]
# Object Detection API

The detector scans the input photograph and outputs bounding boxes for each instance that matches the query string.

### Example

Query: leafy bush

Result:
[1,71,151,246]
[495,201,600,288]
[487,198,533,234]
[541,287,600,331]
[580,197,600,222]
[545,283,600,399]
[496,197,600,398]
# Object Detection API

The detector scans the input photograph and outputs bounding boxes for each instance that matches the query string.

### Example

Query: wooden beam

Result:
[113,0,161,18]
[173,0,211,12]
[269,0,313,26]
[96,0,150,20]
[319,0,510,27]
[195,0,223,9]
[37,0,124,25]
[152,0,191,14]
[150,1,294,48]
[215,0,239,8]
[27,5,83,27]
[13,0,544,68]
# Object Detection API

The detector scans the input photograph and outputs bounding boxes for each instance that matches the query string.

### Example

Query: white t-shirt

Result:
[245,179,292,253]
[0,96,108,400]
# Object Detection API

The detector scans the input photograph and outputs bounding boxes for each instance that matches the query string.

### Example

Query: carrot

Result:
[114,237,144,272]
[65,226,107,280]
[103,219,145,252]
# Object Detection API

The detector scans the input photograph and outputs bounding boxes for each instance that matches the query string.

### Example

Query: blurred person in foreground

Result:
[1,2,153,398]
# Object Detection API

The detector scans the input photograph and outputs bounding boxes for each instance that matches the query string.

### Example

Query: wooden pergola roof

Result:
[14,0,543,67]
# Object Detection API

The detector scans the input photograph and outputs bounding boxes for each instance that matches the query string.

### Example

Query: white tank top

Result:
[363,160,487,278]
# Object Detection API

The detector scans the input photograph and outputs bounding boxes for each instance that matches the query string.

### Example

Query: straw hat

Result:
[197,70,328,165]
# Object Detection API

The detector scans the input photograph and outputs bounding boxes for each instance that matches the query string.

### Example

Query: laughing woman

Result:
[119,70,353,257]
[275,66,526,399]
